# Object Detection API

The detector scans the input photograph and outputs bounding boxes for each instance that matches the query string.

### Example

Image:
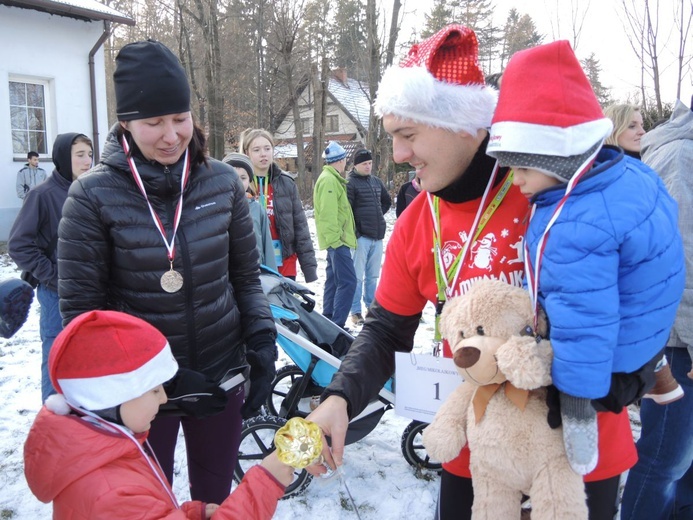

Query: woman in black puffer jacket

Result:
[57,40,276,505]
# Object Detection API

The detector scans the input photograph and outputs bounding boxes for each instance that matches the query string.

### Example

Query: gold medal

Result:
[161,268,183,293]
[274,417,323,469]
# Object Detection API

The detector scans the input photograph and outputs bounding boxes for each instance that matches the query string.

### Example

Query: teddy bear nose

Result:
[454,346,481,368]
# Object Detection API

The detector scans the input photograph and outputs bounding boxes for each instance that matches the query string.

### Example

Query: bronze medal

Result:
[160,269,183,293]
[121,138,191,296]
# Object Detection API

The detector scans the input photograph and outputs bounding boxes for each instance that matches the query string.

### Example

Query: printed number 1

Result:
[433,382,440,401]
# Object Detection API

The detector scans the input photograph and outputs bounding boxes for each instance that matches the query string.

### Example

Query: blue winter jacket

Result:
[526,146,685,398]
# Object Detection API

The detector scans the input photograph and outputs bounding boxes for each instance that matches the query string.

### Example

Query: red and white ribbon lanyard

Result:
[78,407,180,508]
[524,144,603,330]
[428,162,513,355]
[428,161,504,300]
[121,136,190,270]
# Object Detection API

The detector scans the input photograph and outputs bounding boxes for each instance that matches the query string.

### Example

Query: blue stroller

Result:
[233,267,441,498]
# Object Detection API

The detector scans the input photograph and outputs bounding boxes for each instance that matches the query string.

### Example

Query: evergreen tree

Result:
[581,53,613,108]
[422,0,499,74]
[422,0,454,38]
[333,0,368,80]
[500,8,543,69]
[456,0,500,72]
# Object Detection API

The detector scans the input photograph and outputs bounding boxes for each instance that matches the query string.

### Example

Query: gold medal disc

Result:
[160,269,184,293]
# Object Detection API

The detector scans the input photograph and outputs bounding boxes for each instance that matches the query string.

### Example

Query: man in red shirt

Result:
[308,25,636,520]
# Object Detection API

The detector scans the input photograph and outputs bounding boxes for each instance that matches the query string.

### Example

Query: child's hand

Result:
[261,451,294,487]
[205,503,219,518]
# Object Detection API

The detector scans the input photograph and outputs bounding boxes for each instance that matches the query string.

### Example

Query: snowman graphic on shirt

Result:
[469,232,498,271]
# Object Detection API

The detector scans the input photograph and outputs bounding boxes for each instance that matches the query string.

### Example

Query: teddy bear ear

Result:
[496,335,553,389]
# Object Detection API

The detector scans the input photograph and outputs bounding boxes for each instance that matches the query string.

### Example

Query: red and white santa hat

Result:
[49,310,178,411]
[487,40,613,180]
[374,24,497,134]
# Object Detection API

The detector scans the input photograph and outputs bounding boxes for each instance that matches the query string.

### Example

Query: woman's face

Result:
[120,112,194,165]
[71,141,93,180]
[246,136,273,176]
[617,110,646,153]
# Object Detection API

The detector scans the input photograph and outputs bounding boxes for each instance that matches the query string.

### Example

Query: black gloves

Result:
[161,368,228,418]
[241,333,277,419]
[546,384,562,429]
[592,354,659,413]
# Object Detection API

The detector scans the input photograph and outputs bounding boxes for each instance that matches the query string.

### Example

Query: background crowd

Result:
[2,26,692,520]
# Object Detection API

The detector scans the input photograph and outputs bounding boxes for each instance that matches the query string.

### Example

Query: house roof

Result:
[328,76,371,133]
[1,0,135,25]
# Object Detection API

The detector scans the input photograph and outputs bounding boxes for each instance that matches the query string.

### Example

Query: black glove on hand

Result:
[592,354,659,413]
[546,384,562,429]
[161,368,228,418]
[241,333,277,419]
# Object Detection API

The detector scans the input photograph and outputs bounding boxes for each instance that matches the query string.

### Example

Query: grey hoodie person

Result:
[641,100,693,349]
[16,163,47,200]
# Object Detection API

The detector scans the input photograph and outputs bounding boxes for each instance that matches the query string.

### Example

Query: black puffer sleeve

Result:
[58,172,111,324]
[322,299,421,418]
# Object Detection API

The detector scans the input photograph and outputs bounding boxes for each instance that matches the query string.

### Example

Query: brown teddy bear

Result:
[422,279,587,520]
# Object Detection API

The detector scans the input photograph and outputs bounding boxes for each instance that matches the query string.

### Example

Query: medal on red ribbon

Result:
[121,136,190,293]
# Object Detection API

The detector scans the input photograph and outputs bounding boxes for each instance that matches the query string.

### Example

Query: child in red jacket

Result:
[24,310,293,519]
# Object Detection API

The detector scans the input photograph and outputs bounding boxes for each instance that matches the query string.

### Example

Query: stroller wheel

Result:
[234,415,313,498]
[401,420,442,473]
[268,364,316,417]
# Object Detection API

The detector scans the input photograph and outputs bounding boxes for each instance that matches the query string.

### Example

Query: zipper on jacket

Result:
[178,228,200,371]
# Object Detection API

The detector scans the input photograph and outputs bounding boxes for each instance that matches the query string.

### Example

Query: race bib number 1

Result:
[394,352,461,423]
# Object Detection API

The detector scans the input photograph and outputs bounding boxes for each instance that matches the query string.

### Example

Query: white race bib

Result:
[394,352,461,423]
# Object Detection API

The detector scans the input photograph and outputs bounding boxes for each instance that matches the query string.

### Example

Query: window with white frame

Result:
[326,114,339,133]
[9,79,49,155]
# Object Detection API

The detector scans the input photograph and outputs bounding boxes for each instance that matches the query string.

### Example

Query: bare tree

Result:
[620,0,665,116]
[673,0,693,100]
[180,0,225,159]
[312,58,328,190]
[377,0,403,182]
[547,0,590,50]
[268,0,309,180]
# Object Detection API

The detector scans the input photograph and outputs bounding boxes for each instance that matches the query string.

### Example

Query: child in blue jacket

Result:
[486,40,685,480]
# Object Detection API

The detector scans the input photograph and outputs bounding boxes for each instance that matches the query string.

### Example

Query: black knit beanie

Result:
[114,39,191,121]
[353,149,373,166]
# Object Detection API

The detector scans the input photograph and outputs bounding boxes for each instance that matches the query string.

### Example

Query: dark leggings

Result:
[434,471,621,520]
[147,385,245,504]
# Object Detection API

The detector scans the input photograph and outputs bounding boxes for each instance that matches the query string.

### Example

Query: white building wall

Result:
[0,6,110,241]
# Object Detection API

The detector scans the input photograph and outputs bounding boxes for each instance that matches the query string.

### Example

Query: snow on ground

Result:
[0,210,639,519]
[0,211,443,519]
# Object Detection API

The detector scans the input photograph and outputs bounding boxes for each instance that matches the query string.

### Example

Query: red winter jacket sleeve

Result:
[211,466,285,520]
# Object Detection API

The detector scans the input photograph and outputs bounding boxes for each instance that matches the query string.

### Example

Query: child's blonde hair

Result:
[239,128,275,158]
